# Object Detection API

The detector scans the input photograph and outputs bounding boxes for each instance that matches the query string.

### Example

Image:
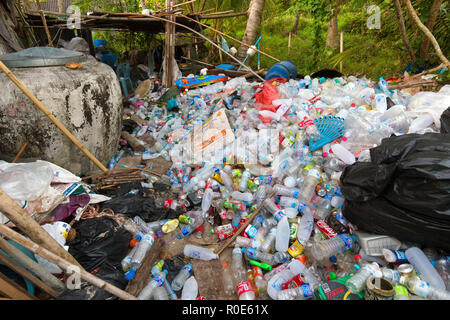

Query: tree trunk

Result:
[236,0,265,62]
[419,0,443,62]
[291,9,301,36]
[393,0,416,62]
[403,0,449,65]
[325,0,339,49]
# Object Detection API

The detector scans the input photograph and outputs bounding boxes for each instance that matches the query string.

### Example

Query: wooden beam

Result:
[12,142,28,163]
[0,251,60,298]
[34,0,53,47]
[0,223,139,300]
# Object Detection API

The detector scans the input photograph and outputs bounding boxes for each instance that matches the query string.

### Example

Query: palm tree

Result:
[236,0,265,61]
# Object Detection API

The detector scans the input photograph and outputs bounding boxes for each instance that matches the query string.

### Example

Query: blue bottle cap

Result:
[125,269,136,280]
[330,256,337,263]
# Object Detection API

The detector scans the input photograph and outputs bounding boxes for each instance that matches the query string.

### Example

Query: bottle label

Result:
[245,225,258,238]
[288,240,305,258]
[181,226,191,236]
[337,234,353,251]
[237,281,253,297]
[412,279,430,298]
[246,248,257,259]
[388,249,408,263]
[289,222,299,241]
[281,274,305,290]
[153,274,164,287]
[301,284,314,298]
[182,264,193,274]
[316,220,338,239]
[292,190,300,198]
[274,210,286,222]
[142,234,154,244]
[252,266,264,279]
[393,285,409,297]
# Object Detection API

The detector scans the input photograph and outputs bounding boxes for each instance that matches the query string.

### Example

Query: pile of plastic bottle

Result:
[114,74,450,300]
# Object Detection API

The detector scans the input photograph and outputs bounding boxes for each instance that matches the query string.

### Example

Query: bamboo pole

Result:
[340,32,344,73]
[12,142,28,163]
[0,236,65,293]
[25,10,265,80]
[0,61,108,173]
[0,223,139,300]
[0,189,84,270]
[179,14,281,63]
[173,0,196,8]
[0,251,60,298]
[35,0,53,47]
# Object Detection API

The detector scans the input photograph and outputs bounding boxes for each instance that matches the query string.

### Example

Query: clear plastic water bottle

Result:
[231,191,253,203]
[201,187,214,214]
[381,267,401,285]
[180,214,204,237]
[231,211,242,228]
[263,198,286,222]
[275,215,290,253]
[137,271,166,300]
[126,232,155,279]
[220,169,234,191]
[239,169,251,192]
[277,284,314,300]
[183,244,219,261]
[401,276,450,300]
[345,262,382,293]
[236,236,261,249]
[405,247,446,291]
[435,256,449,290]
[121,246,138,272]
[244,247,275,265]
[171,263,193,291]
[259,227,276,253]
[222,263,235,296]
[299,169,321,204]
[278,196,300,209]
[310,233,353,262]
[273,184,301,198]
[181,276,198,300]
[152,286,169,300]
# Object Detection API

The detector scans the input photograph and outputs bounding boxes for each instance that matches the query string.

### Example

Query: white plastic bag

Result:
[0,161,54,201]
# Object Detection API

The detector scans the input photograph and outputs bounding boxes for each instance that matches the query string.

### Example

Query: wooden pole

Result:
[35,0,53,47]
[163,0,176,88]
[172,0,196,8]
[0,223,139,300]
[12,142,28,163]
[0,189,84,270]
[0,271,37,300]
[0,61,108,173]
[288,32,292,54]
[340,32,344,73]
[0,236,65,292]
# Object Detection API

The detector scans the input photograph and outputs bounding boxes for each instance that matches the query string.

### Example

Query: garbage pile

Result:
[1,72,449,301]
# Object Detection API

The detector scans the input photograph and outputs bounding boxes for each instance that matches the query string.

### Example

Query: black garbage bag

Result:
[67,217,132,272]
[98,182,184,222]
[340,133,450,251]
[441,107,450,134]
[57,261,127,300]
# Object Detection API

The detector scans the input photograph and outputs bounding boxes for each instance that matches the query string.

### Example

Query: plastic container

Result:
[354,230,402,256]
[331,143,355,165]
[184,244,218,261]
[222,263,235,296]
[345,262,382,293]
[137,271,165,300]
[310,234,353,262]
[405,247,446,291]
[181,276,198,300]
[275,216,290,253]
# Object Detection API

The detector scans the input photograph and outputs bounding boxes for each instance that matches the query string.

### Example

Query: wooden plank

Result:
[0,251,60,298]
[0,271,36,300]
[125,237,163,296]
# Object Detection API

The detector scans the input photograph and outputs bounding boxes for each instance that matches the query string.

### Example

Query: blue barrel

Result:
[265,60,297,81]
